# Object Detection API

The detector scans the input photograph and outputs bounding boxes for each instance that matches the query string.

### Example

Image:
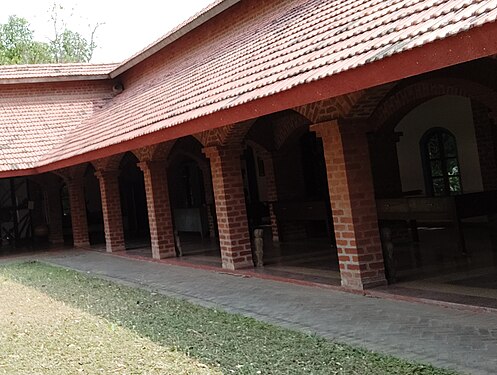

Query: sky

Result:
[1,0,214,63]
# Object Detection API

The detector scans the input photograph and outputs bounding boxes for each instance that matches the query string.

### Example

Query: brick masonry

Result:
[370,78,497,131]
[138,161,176,259]
[203,145,254,270]
[95,170,125,252]
[66,178,90,247]
[311,120,387,290]
[293,91,364,124]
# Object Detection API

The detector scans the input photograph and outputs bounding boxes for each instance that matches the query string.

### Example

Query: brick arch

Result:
[272,110,310,151]
[167,135,205,161]
[195,120,255,147]
[56,163,89,182]
[133,141,176,162]
[346,83,397,119]
[191,133,204,146]
[167,149,209,170]
[91,154,124,172]
[371,78,497,131]
[166,136,215,224]
[50,169,72,182]
[293,91,365,123]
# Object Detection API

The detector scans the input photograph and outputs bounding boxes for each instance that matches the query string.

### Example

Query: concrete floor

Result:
[129,225,497,309]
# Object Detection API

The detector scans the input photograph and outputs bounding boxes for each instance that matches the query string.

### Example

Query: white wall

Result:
[396,95,483,195]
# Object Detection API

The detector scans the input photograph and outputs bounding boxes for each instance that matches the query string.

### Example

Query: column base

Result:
[341,275,387,290]
[73,241,90,248]
[152,249,176,260]
[106,244,126,253]
[222,258,254,270]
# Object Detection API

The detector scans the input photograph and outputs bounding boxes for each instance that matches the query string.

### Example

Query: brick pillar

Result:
[95,170,125,252]
[67,179,90,247]
[203,145,253,270]
[45,186,64,245]
[138,161,176,259]
[264,154,280,242]
[311,120,386,290]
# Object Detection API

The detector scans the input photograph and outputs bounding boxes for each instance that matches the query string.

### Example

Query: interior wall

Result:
[250,149,269,202]
[396,95,484,195]
[273,147,306,200]
[84,176,101,214]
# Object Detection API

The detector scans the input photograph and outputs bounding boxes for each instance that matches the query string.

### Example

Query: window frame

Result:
[420,127,463,197]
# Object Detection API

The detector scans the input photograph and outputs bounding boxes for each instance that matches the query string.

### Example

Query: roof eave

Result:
[109,0,241,79]
[0,74,112,85]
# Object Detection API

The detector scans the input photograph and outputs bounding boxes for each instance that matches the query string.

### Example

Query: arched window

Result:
[421,128,462,196]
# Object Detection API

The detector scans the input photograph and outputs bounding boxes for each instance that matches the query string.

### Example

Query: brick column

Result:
[45,186,64,245]
[95,170,125,252]
[138,161,176,259]
[311,120,386,290]
[203,145,253,270]
[67,179,90,247]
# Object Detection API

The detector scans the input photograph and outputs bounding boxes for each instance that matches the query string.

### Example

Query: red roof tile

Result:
[2,0,497,172]
[0,89,112,171]
[40,0,497,167]
[0,63,117,83]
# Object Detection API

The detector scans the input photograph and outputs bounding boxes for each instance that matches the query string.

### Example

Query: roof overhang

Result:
[2,19,497,179]
[0,74,112,85]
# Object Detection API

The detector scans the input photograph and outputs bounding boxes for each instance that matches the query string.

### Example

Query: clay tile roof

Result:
[2,0,497,173]
[40,0,497,167]
[0,90,111,172]
[0,63,118,84]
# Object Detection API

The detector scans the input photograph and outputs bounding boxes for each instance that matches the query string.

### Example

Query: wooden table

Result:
[376,191,497,254]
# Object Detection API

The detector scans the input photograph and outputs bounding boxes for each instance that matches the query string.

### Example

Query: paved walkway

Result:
[3,250,497,375]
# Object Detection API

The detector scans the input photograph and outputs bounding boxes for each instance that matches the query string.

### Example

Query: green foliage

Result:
[0,262,460,375]
[51,29,94,63]
[0,13,96,65]
[0,16,52,64]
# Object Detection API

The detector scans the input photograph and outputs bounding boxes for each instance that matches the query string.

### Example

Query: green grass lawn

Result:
[0,261,458,375]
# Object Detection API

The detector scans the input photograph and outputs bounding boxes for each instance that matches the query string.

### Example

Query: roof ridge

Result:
[0,62,120,84]
[110,0,241,78]
[0,62,118,69]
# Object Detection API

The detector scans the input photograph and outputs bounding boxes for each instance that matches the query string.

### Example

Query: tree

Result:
[51,29,95,63]
[0,6,99,65]
[48,2,100,63]
[0,16,53,64]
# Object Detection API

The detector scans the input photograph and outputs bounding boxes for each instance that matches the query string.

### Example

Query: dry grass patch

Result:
[0,275,219,375]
